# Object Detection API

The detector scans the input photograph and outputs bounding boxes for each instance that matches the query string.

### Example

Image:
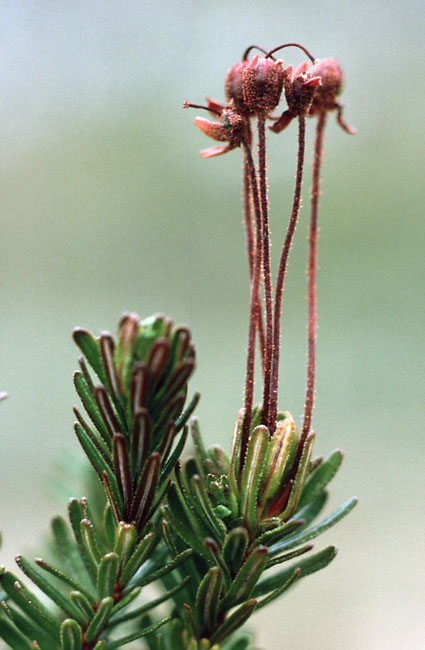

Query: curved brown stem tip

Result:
[242,44,275,61]
[266,42,316,63]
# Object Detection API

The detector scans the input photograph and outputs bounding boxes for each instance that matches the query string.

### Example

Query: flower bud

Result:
[309,57,344,114]
[242,54,284,114]
[225,60,251,115]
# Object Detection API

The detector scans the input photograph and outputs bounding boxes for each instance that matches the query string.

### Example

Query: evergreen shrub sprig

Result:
[1,41,357,650]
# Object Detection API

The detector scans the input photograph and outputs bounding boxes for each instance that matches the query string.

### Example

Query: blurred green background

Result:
[1,2,424,649]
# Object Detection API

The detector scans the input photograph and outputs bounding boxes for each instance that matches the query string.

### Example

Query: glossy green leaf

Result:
[253,545,337,598]
[209,599,257,645]
[240,426,269,530]
[269,497,358,557]
[221,546,268,609]
[60,619,82,650]
[16,555,87,624]
[220,634,252,650]
[97,553,119,599]
[84,596,114,643]
[74,423,119,502]
[298,450,343,509]
[104,616,171,650]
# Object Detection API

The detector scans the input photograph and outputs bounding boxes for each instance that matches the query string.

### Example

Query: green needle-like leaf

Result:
[292,490,328,529]
[137,549,193,588]
[191,475,226,543]
[69,591,94,621]
[80,519,102,576]
[113,523,136,568]
[16,556,87,624]
[60,619,82,650]
[209,599,257,646]
[222,528,249,575]
[221,546,268,609]
[255,568,300,610]
[103,504,116,550]
[1,601,57,650]
[119,531,156,585]
[0,572,60,640]
[269,497,358,557]
[109,586,141,619]
[298,450,343,509]
[84,596,114,643]
[103,616,171,650]
[97,553,119,599]
[73,329,107,386]
[253,545,338,598]
[195,566,223,635]
[110,578,189,625]
[240,426,269,530]
[35,559,95,607]
[51,516,93,595]
[0,614,32,650]
[73,372,112,448]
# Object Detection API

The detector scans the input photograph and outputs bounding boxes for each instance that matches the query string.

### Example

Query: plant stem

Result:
[241,141,263,468]
[243,152,266,373]
[257,114,274,431]
[301,111,327,443]
[269,116,306,428]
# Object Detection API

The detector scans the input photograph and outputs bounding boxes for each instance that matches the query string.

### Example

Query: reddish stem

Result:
[269,116,306,428]
[257,114,274,430]
[301,111,327,443]
[243,152,266,373]
[241,141,264,467]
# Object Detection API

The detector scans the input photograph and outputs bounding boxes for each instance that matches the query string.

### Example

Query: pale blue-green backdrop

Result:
[1,2,424,649]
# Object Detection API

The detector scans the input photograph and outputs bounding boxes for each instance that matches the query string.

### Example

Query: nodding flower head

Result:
[308,57,356,133]
[270,61,321,133]
[309,58,343,112]
[242,54,284,114]
[192,99,247,158]
[225,60,251,115]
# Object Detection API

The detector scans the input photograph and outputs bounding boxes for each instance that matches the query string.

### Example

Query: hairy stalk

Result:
[257,115,273,430]
[243,152,266,372]
[270,116,306,428]
[241,140,263,468]
[302,111,327,443]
